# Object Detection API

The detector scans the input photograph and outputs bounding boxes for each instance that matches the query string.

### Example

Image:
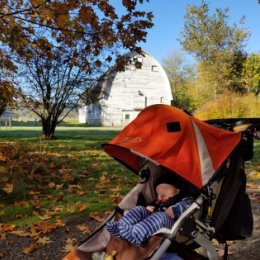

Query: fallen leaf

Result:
[62,238,76,253]
[110,192,123,204]
[0,234,6,240]
[48,182,56,188]
[0,166,8,174]
[28,191,40,196]
[29,220,64,235]
[23,242,38,255]
[111,184,121,192]
[66,206,75,214]
[11,230,34,237]
[96,174,109,189]
[75,203,87,213]
[77,224,90,234]
[2,183,14,193]
[55,184,64,189]
[0,223,16,232]
[247,183,260,189]
[55,219,65,227]
[90,212,104,223]
[36,236,52,244]
[31,199,42,209]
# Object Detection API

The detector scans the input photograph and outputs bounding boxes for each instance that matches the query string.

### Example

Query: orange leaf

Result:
[28,191,40,196]
[96,174,109,189]
[62,238,76,253]
[0,166,8,174]
[0,223,16,232]
[23,242,38,255]
[246,183,259,189]
[56,14,69,28]
[36,236,52,244]
[79,5,93,24]
[62,249,81,260]
[48,182,56,188]
[11,230,34,237]
[0,154,7,162]
[29,0,46,5]
[2,183,14,193]
[76,224,90,234]
[75,203,86,213]
[89,212,104,223]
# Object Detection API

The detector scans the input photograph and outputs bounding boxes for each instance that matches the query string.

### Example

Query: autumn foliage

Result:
[0,0,153,73]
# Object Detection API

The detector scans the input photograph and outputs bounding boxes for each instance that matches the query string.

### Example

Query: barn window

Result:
[151,65,159,72]
[125,114,130,120]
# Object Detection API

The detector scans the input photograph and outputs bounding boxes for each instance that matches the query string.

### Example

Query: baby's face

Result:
[156,183,179,200]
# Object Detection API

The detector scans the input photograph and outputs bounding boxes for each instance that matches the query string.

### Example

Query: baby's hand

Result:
[166,207,174,218]
[146,206,155,212]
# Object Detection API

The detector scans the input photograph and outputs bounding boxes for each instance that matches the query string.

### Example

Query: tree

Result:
[179,1,249,94]
[0,82,14,116]
[0,46,16,115]
[162,50,196,112]
[0,0,153,138]
[16,47,93,138]
[242,53,260,96]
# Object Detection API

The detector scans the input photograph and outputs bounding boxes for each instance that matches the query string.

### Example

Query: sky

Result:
[132,0,260,63]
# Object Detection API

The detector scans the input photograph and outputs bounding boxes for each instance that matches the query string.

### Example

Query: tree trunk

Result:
[0,104,6,116]
[42,118,57,139]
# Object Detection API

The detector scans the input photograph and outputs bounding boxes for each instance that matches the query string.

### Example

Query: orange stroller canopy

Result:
[103,105,241,188]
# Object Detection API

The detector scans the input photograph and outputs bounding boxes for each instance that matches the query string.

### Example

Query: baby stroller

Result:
[63,104,259,260]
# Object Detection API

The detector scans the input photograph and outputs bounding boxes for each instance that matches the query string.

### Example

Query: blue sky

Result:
[133,0,260,62]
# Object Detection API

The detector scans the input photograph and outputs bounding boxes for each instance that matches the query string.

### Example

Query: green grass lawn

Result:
[0,126,138,227]
[0,126,259,228]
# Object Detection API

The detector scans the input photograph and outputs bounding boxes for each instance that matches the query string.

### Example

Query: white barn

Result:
[79,50,173,126]
[0,108,13,128]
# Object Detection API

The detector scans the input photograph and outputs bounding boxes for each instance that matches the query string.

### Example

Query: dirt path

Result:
[228,200,260,260]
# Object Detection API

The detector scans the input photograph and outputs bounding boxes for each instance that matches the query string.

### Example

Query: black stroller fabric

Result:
[210,147,253,241]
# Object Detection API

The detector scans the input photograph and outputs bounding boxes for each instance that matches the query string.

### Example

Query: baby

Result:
[106,174,193,245]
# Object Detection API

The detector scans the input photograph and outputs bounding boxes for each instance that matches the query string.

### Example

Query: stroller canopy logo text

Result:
[117,136,143,145]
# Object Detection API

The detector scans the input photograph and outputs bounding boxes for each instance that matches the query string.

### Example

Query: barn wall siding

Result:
[79,50,172,126]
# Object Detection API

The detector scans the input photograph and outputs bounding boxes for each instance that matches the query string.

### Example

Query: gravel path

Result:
[0,201,259,260]
[227,200,260,260]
